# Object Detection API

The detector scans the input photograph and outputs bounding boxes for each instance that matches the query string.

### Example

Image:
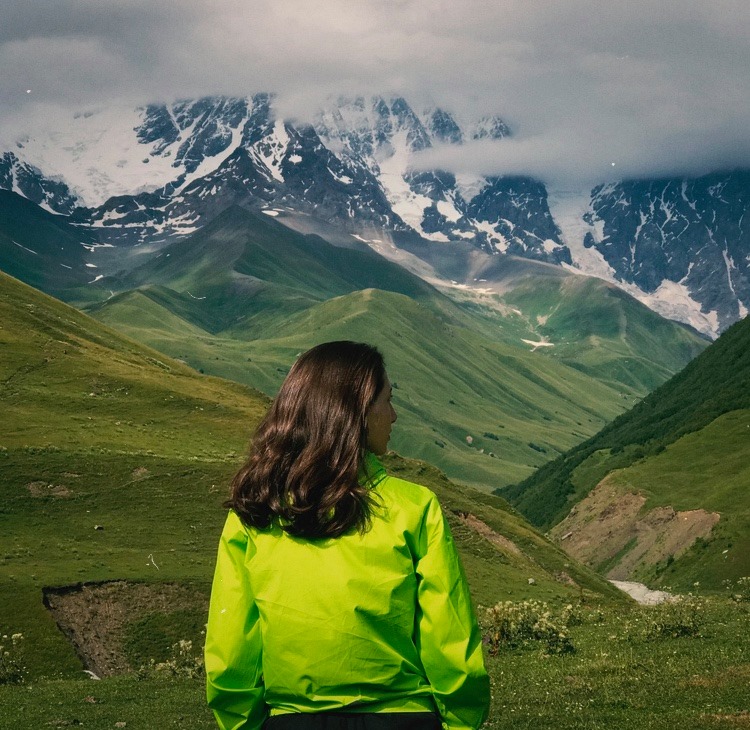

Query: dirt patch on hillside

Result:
[457,513,523,555]
[43,581,208,678]
[550,476,720,579]
[455,512,582,589]
[26,481,72,498]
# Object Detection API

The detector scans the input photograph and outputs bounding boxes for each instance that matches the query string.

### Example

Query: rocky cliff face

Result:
[312,96,568,262]
[0,151,78,215]
[581,172,750,333]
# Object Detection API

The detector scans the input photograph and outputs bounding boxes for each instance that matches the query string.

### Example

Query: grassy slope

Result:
[500,274,707,392]
[0,268,269,683]
[383,232,706,393]
[237,288,635,488]
[0,273,267,458]
[0,190,107,306]
[381,454,622,608]
[0,270,620,691]
[96,283,636,488]
[599,409,750,589]
[86,206,705,490]
[113,205,443,334]
[502,315,750,524]
[501,314,750,591]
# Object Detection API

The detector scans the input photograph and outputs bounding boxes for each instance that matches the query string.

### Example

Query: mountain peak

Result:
[2,95,749,334]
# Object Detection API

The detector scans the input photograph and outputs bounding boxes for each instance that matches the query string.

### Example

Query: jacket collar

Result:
[361,451,387,489]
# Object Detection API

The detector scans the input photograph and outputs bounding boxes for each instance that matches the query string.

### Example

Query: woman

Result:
[205,341,490,730]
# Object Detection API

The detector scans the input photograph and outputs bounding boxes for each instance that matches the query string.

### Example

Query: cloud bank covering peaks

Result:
[1,0,749,187]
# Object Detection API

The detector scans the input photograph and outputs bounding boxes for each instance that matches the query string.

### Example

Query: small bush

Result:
[0,633,27,685]
[624,595,706,641]
[560,602,585,627]
[483,600,575,655]
[727,576,750,602]
[138,639,204,680]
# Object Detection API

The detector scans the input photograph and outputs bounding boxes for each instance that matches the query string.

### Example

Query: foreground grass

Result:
[0,674,215,728]
[484,597,750,729]
[1,597,749,729]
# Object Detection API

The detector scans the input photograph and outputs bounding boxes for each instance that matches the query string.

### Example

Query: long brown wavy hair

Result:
[227,341,386,539]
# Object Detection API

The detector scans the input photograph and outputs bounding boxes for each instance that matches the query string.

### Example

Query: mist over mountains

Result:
[1,94,748,337]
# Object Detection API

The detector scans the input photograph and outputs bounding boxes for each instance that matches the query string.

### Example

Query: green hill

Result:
[84,206,705,489]
[0,270,267,458]
[386,232,706,392]
[0,270,622,687]
[499,274,706,392]
[93,280,638,489]
[501,314,750,591]
[0,190,108,306]
[114,205,444,334]
[226,287,645,488]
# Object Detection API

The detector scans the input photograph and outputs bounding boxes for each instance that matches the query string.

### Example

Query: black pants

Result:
[263,712,441,730]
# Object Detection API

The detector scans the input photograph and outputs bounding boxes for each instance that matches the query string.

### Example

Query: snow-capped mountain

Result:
[549,173,750,337]
[2,95,567,262]
[1,95,749,337]
[0,151,78,215]
[585,173,750,334]
[313,97,568,263]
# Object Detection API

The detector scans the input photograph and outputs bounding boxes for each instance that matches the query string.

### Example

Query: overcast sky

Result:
[1,0,749,187]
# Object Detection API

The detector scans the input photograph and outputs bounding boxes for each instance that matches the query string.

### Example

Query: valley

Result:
[78,205,705,489]
[0,270,622,690]
[502,315,750,592]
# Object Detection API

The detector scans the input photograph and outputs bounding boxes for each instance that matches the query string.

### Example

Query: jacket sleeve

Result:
[205,511,267,730]
[414,495,491,730]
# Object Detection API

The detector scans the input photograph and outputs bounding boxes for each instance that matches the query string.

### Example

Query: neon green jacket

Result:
[205,453,490,730]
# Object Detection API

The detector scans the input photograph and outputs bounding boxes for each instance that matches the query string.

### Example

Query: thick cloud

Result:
[1,0,748,185]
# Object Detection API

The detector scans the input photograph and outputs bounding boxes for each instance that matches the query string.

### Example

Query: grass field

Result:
[482,595,750,730]
[1,271,745,729]
[2,594,749,729]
